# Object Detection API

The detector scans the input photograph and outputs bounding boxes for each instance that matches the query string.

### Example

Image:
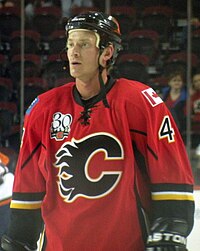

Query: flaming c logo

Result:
[54,133,124,203]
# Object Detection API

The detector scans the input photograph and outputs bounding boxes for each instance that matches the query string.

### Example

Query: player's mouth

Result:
[71,61,81,66]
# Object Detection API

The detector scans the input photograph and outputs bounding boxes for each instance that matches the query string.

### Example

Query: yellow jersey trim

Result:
[151,192,194,201]
[10,200,42,210]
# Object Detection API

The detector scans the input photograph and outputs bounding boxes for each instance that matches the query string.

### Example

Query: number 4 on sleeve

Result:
[158,115,175,143]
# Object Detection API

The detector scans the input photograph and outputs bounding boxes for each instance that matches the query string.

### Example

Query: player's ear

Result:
[100,45,114,67]
[104,44,114,60]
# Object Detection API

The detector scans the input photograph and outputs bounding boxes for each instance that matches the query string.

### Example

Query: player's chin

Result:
[69,70,79,79]
[70,65,83,75]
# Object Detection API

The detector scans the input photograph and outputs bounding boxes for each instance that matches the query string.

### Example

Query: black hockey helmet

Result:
[65,12,122,66]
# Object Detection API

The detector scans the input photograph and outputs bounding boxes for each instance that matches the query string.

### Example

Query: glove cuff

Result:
[146,217,188,249]
[147,231,187,246]
[1,235,37,251]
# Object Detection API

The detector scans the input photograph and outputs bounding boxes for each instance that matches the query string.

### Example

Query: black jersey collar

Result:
[73,76,116,108]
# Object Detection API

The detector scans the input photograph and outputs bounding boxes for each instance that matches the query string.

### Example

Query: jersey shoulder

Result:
[115,78,163,107]
[25,82,75,116]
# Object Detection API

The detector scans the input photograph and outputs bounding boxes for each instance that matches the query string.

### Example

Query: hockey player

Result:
[1,12,194,251]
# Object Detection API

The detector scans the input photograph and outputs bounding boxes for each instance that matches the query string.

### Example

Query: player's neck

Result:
[76,72,108,100]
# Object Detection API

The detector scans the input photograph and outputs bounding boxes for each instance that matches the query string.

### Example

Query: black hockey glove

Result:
[1,235,37,251]
[145,217,188,251]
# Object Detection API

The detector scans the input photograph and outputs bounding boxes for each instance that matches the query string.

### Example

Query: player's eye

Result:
[66,41,91,49]
[81,42,90,48]
[66,42,74,49]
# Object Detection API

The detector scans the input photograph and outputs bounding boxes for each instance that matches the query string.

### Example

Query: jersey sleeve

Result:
[7,97,46,247]
[127,86,194,235]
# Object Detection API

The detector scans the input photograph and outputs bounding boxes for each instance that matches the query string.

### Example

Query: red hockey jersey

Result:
[9,78,194,251]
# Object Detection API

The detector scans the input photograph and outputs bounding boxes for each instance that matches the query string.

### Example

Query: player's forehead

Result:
[68,29,97,42]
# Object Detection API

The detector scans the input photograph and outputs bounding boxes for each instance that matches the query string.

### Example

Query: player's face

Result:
[67,30,100,81]
[168,75,183,90]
